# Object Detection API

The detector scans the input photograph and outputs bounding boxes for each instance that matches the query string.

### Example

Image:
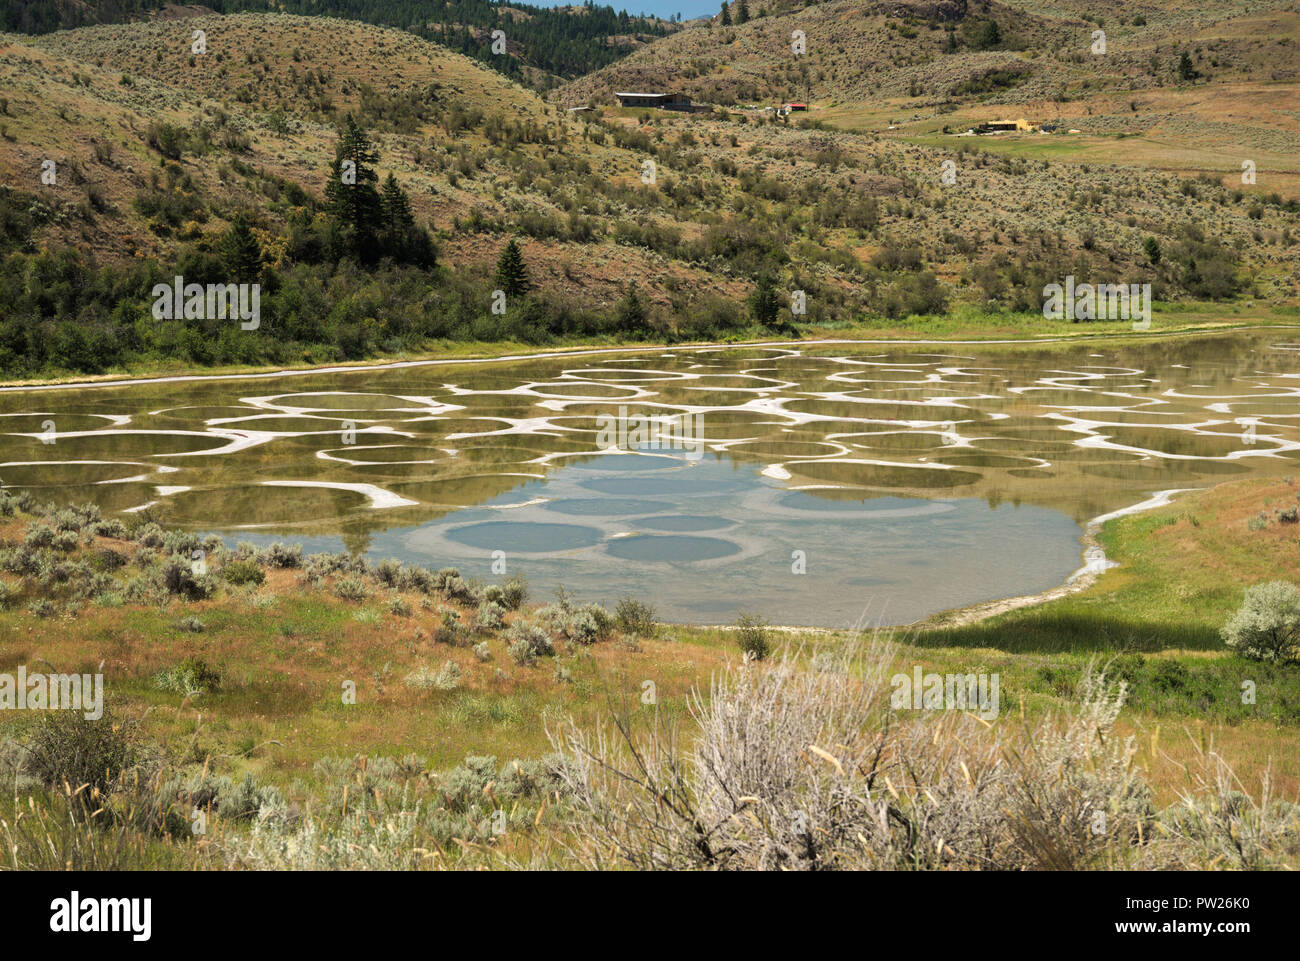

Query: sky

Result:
[533,0,722,21]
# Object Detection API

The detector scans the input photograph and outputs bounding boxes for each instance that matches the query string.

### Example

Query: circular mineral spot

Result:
[605,534,740,562]
[445,521,603,553]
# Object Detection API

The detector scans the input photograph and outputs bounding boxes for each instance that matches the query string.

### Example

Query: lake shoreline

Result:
[699,487,1205,635]
[3,315,1296,392]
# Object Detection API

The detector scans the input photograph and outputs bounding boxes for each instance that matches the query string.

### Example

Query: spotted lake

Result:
[3,331,1298,626]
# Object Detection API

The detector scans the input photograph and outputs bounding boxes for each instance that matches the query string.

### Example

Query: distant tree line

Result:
[3,0,670,85]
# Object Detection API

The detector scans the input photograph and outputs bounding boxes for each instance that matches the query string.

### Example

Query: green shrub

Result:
[1221,581,1300,663]
[735,612,771,661]
[333,576,371,602]
[161,557,218,600]
[435,568,477,604]
[476,600,506,632]
[507,622,553,665]
[265,543,304,569]
[221,559,266,586]
[568,603,614,645]
[435,609,464,645]
[25,710,137,815]
[153,656,221,695]
[23,524,55,549]
[405,660,462,692]
[500,577,528,610]
[615,597,657,637]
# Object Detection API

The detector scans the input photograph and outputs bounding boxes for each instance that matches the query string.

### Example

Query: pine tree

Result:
[1178,51,1199,82]
[220,214,262,282]
[977,18,1000,49]
[616,281,647,331]
[325,115,382,260]
[379,172,414,261]
[495,238,531,297]
[736,0,749,24]
[749,276,781,328]
[719,2,731,26]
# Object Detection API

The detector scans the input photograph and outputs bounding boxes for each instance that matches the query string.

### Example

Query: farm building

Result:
[976,118,1038,133]
[614,91,693,110]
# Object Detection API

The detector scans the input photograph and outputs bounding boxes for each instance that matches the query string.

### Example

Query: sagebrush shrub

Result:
[507,622,553,664]
[333,576,370,602]
[615,597,657,637]
[24,710,137,816]
[405,660,462,692]
[548,638,1158,870]
[221,559,265,586]
[161,558,217,600]
[476,600,505,632]
[735,612,770,660]
[265,543,303,569]
[435,609,464,645]
[1221,581,1300,663]
[153,656,221,695]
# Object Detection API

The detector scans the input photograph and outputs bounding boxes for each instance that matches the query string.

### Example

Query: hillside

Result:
[2,5,1300,888]
[0,10,1297,379]
[558,0,1300,107]
[3,0,680,89]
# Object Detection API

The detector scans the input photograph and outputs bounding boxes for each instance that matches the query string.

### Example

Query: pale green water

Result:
[3,331,1298,625]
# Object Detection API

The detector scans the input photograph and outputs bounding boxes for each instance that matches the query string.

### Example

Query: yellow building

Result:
[979,118,1037,133]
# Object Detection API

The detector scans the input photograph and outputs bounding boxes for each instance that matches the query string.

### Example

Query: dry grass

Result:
[546,635,1300,869]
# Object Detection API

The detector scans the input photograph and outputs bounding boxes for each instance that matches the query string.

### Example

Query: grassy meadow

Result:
[1,468,1297,868]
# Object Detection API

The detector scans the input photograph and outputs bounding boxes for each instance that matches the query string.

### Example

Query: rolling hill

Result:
[0,8,1296,378]
[2,0,681,89]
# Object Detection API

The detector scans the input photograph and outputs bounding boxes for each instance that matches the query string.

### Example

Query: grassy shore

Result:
[0,467,1298,867]
[2,302,1295,390]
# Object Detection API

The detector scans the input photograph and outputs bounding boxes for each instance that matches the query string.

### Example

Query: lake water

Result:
[3,331,1299,626]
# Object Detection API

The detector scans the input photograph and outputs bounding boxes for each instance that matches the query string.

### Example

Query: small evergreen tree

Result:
[736,0,749,23]
[616,281,647,331]
[220,214,262,282]
[977,18,1000,48]
[326,115,382,260]
[1143,236,1162,266]
[379,172,414,260]
[749,276,781,328]
[719,1,730,25]
[1178,51,1199,82]
[495,238,531,297]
